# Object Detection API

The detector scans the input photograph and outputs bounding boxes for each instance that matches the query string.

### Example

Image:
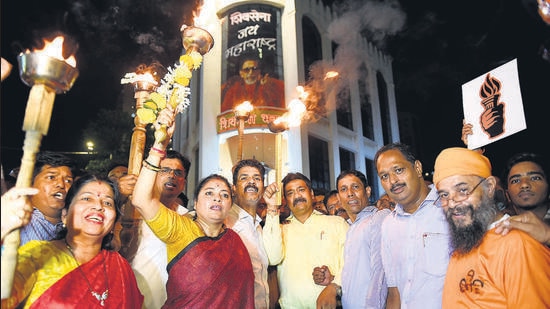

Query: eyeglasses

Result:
[240,67,259,73]
[435,178,486,205]
[159,167,185,178]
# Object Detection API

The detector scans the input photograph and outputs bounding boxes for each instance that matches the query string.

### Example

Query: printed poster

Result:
[461,58,526,150]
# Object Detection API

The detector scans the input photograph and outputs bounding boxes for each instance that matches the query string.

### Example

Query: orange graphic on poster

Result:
[478,73,505,138]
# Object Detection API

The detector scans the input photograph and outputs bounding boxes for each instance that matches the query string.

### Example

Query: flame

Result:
[539,0,550,25]
[297,86,309,101]
[324,71,339,79]
[274,99,307,128]
[235,101,254,116]
[134,72,158,84]
[192,1,215,33]
[32,36,76,67]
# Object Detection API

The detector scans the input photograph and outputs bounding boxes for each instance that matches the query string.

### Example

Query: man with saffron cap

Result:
[433,147,550,308]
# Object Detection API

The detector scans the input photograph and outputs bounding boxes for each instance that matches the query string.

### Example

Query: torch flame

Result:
[191,1,215,34]
[134,72,158,85]
[235,101,254,116]
[138,72,157,83]
[274,99,306,128]
[296,86,309,101]
[32,36,76,68]
[324,71,339,79]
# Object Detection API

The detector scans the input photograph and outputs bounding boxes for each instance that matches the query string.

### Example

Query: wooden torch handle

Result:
[2,84,56,298]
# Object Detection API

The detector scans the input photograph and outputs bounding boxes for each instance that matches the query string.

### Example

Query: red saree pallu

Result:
[30,250,143,309]
[163,229,255,309]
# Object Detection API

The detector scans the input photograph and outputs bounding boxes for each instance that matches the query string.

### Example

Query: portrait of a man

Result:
[221,56,285,112]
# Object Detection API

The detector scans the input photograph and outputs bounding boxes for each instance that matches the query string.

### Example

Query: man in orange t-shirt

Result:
[433,147,550,308]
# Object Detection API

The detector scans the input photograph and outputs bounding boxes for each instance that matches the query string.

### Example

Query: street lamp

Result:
[86,141,94,152]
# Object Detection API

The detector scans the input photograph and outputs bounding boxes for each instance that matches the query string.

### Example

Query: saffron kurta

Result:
[443,229,550,308]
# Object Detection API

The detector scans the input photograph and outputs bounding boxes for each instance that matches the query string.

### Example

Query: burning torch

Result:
[267,98,307,205]
[118,64,160,261]
[234,101,254,162]
[1,36,79,298]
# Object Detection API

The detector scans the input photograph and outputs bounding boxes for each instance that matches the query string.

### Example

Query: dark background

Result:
[2,0,549,179]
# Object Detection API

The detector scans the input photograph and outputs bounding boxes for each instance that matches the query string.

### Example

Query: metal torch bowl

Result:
[268,120,289,133]
[18,52,79,94]
[181,25,214,56]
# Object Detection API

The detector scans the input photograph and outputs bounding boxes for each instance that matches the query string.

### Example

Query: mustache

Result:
[445,204,472,219]
[390,182,404,192]
[335,208,347,215]
[292,197,307,207]
[244,184,258,192]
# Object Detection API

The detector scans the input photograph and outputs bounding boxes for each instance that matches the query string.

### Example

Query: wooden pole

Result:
[275,132,283,205]
[237,117,245,161]
[117,88,150,262]
[1,84,56,298]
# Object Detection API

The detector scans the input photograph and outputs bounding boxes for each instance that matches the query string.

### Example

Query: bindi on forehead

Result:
[89,181,112,197]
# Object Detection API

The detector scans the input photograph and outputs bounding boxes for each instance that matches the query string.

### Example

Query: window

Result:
[302,17,322,82]
[339,148,355,171]
[359,63,374,139]
[365,158,378,203]
[336,85,353,129]
[377,72,392,144]
[308,135,330,190]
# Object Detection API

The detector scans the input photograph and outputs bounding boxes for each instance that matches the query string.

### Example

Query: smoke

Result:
[301,0,406,120]
[67,0,198,71]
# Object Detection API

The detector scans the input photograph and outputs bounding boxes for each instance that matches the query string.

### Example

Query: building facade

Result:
[172,0,399,202]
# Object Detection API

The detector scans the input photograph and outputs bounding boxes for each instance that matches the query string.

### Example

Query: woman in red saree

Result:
[2,174,143,308]
[132,106,255,308]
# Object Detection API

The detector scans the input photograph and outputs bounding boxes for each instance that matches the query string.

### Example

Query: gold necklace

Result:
[64,239,109,306]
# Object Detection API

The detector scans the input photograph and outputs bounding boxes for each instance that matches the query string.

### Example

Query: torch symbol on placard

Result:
[478,73,506,138]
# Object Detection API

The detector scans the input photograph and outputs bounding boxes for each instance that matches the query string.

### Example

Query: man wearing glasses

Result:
[132,150,192,309]
[221,56,285,112]
[433,147,550,308]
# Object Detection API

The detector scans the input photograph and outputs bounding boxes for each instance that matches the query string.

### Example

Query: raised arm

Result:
[262,182,284,265]
[461,119,485,154]
[132,106,176,220]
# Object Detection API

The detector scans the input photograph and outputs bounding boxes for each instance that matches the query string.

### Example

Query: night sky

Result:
[2,0,549,177]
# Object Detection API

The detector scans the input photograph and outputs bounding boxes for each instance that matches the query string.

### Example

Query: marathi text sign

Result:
[217,107,286,134]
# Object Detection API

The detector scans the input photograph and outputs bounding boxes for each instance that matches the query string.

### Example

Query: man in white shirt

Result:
[225,159,270,309]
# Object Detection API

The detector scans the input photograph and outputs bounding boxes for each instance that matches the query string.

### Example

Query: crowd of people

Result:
[2,71,549,308]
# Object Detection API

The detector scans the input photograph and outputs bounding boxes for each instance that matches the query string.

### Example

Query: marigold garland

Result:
[121,51,203,125]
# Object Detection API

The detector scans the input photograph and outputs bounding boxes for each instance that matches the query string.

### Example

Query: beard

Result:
[446,194,498,255]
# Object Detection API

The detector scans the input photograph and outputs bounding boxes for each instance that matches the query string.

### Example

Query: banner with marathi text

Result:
[217,107,286,134]
[220,3,285,114]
